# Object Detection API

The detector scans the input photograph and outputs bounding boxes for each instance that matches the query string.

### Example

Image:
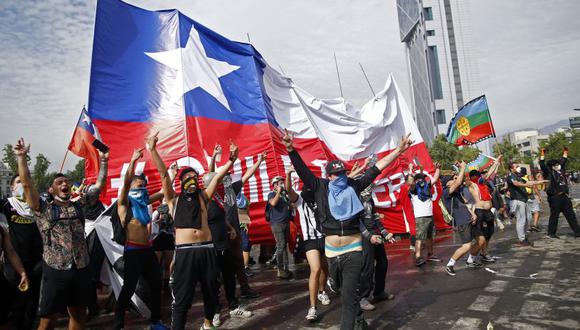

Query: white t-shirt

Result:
[410,192,435,218]
[296,196,323,241]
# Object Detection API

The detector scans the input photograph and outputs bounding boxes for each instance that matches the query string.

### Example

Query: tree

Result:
[32,154,51,192]
[2,144,30,175]
[428,135,481,170]
[540,130,580,171]
[66,159,85,184]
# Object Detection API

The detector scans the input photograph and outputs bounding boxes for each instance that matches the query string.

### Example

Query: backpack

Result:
[265,202,272,222]
[45,201,84,247]
[109,203,128,245]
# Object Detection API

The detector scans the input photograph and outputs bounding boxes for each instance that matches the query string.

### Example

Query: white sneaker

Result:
[360,297,376,311]
[230,306,252,318]
[317,291,331,305]
[306,306,318,321]
[212,312,221,327]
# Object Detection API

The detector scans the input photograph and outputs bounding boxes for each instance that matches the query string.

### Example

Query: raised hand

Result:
[397,133,413,154]
[131,148,144,162]
[213,144,222,157]
[282,129,294,151]
[14,138,30,157]
[229,140,239,161]
[98,150,110,161]
[259,151,268,162]
[169,163,178,178]
[459,161,467,170]
[146,132,159,151]
[435,162,441,169]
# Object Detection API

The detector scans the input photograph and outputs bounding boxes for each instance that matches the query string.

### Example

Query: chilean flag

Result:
[67,107,101,178]
[87,0,446,244]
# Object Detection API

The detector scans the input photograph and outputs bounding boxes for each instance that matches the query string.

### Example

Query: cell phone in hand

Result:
[92,139,110,153]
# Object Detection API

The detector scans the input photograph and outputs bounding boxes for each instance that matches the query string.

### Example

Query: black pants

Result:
[4,261,42,330]
[548,195,580,236]
[113,248,162,329]
[360,239,388,299]
[86,230,106,314]
[229,233,250,291]
[216,248,239,310]
[328,251,365,330]
[171,243,219,330]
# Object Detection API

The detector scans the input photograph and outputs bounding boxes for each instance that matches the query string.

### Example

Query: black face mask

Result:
[181,176,198,195]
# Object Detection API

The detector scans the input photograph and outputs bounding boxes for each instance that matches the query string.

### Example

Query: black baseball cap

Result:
[325,160,346,175]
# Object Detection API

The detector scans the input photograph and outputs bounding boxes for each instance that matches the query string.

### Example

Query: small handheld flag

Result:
[446,95,496,146]
[467,153,496,172]
[67,107,102,176]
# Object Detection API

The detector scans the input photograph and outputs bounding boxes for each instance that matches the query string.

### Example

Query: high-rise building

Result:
[396,0,480,145]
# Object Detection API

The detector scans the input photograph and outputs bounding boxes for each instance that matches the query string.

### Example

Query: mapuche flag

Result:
[446,95,496,146]
[466,153,496,172]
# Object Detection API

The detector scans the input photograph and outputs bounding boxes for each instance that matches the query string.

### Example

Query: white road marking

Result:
[468,295,499,312]
[484,280,509,293]
[520,300,550,318]
[451,317,482,330]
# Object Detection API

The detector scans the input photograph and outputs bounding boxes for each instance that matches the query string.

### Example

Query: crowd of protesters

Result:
[1,133,580,330]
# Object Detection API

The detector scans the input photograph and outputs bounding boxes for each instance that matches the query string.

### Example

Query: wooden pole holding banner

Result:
[60,105,86,173]
[246,33,251,43]
[59,150,69,173]
[358,62,376,98]
[334,52,344,98]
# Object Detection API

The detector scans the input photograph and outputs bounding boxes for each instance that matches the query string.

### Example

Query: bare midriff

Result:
[325,233,362,258]
[126,219,151,245]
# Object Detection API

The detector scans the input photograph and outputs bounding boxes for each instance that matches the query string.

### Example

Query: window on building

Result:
[427,46,443,99]
[523,141,530,147]
[426,30,435,36]
[423,7,433,21]
[435,109,446,124]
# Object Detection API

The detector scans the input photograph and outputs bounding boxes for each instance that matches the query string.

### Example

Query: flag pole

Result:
[59,150,70,173]
[246,33,251,43]
[358,62,376,98]
[333,52,344,98]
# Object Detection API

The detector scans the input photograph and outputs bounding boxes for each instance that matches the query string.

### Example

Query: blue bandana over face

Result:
[327,174,364,221]
[128,188,151,225]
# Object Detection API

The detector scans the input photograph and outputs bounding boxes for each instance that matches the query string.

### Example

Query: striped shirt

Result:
[296,196,323,241]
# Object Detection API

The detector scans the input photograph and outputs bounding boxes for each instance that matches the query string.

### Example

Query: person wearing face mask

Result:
[148,133,238,330]
[14,138,90,330]
[266,175,295,279]
[0,174,42,330]
[540,148,580,238]
[114,146,169,330]
[282,129,412,330]
[506,162,545,246]
[409,163,441,267]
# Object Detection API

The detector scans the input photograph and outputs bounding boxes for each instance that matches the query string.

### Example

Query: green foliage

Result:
[2,144,30,174]
[32,154,51,192]
[540,130,580,170]
[428,135,481,170]
[66,159,85,184]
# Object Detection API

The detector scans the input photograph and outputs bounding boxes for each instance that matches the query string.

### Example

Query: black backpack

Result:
[265,202,272,222]
[45,201,85,247]
[109,203,129,245]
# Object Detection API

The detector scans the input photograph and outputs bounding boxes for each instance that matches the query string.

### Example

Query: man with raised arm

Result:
[208,145,263,299]
[15,138,90,330]
[282,129,412,330]
[540,148,580,238]
[148,134,238,330]
[114,146,168,330]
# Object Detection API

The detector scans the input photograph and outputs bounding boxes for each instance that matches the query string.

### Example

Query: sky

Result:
[0,0,579,170]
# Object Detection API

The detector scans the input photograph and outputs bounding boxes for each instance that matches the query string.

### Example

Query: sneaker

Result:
[427,254,442,262]
[244,267,254,277]
[200,325,216,330]
[409,245,415,251]
[466,261,483,268]
[359,297,376,311]
[240,288,260,299]
[480,255,496,263]
[277,269,291,279]
[212,312,221,327]
[415,257,426,267]
[150,322,169,330]
[545,234,560,239]
[230,306,252,318]
[444,266,457,276]
[327,278,340,294]
[372,291,395,302]
[317,291,331,305]
[306,306,318,321]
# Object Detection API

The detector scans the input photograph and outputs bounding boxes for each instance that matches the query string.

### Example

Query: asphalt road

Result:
[80,187,580,330]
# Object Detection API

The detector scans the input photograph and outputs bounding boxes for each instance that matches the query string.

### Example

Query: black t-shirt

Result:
[225,180,243,232]
[207,200,229,251]
[0,199,43,268]
[507,173,528,202]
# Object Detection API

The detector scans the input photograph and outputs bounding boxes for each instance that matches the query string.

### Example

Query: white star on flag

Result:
[145,27,240,112]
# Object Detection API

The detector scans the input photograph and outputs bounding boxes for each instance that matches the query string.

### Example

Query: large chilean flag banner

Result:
[87,0,447,245]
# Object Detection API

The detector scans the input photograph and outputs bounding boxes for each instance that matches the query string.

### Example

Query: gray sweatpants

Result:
[510,199,529,241]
